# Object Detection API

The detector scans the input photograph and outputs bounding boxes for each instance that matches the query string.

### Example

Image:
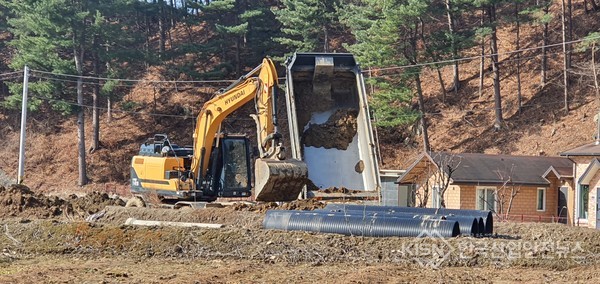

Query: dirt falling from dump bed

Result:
[302,108,359,150]
[0,184,125,219]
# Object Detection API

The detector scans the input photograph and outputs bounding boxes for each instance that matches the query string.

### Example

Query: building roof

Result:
[542,165,574,180]
[560,142,600,156]
[578,158,600,185]
[398,152,574,186]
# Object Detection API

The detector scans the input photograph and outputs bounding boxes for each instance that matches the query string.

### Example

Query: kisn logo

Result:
[399,230,455,269]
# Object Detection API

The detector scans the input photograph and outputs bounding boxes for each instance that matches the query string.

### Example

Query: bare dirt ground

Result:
[0,185,599,283]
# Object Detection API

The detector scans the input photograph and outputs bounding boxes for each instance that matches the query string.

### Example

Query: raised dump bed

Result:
[284,53,381,193]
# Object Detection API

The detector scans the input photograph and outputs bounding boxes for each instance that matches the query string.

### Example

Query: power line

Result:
[30,69,239,84]
[26,69,288,90]
[28,91,593,121]
[29,94,195,119]
[368,48,576,79]
[364,34,600,73]
[28,74,224,90]
[27,94,278,121]
[0,71,23,77]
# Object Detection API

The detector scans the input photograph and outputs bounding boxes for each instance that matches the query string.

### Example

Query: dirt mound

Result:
[98,206,263,229]
[302,108,359,150]
[0,184,124,219]
[67,192,126,215]
[233,199,326,213]
[0,184,67,218]
[318,187,361,194]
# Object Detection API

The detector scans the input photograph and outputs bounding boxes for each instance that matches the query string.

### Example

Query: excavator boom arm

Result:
[190,58,279,183]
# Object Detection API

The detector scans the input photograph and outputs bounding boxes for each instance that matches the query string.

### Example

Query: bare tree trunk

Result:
[323,26,329,53]
[153,86,158,123]
[541,4,549,87]
[170,0,176,27]
[445,0,459,92]
[144,14,150,69]
[515,2,522,114]
[479,7,485,98]
[593,42,599,110]
[415,74,430,152]
[567,0,572,69]
[505,186,520,220]
[488,4,503,130]
[158,0,166,59]
[235,37,241,76]
[562,0,570,113]
[420,180,430,208]
[436,67,447,102]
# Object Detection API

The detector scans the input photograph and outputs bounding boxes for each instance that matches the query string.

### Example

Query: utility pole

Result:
[17,66,29,184]
[562,0,569,113]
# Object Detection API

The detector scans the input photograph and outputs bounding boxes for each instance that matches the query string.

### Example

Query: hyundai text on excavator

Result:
[129,58,308,206]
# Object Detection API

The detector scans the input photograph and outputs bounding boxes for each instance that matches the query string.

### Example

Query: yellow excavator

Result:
[129,58,308,206]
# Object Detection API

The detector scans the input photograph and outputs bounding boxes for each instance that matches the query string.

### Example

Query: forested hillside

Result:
[0,0,599,191]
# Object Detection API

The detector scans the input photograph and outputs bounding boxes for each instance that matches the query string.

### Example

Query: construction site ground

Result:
[0,185,599,283]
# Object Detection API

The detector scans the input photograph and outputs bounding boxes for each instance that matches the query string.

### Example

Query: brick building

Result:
[397,152,574,224]
[560,142,600,229]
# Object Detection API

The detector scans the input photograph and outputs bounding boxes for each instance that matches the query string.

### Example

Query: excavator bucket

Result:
[254,158,308,201]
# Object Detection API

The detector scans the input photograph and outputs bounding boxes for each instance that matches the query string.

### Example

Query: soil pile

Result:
[232,199,326,213]
[0,184,124,219]
[67,192,126,215]
[318,187,361,194]
[302,108,359,150]
[98,206,263,229]
[0,184,67,218]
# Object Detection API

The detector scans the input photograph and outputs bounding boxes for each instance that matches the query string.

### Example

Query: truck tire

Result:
[125,196,146,208]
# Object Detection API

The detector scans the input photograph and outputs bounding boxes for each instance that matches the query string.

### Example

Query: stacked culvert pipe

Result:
[313,209,480,236]
[323,204,493,234]
[263,210,461,237]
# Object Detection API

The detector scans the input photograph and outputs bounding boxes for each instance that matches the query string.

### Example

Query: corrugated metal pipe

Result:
[314,209,480,236]
[263,210,461,238]
[324,204,493,234]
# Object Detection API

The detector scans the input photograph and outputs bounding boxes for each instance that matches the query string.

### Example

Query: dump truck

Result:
[129,58,308,206]
[283,53,381,196]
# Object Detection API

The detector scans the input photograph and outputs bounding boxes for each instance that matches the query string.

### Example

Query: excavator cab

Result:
[203,135,252,198]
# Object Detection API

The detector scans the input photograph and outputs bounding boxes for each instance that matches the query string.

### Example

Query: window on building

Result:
[579,185,589,219]
[432,186,441,208]
[476,187,496,211]
[537,188,546,211]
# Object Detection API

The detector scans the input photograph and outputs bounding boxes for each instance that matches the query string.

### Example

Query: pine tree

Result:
[274,0,340,54]
[472,0,505,130]
[340,0,431,151]
[579,32,600,111]
[1,0,146,185]
[2,0,77,113]
[522,1,552,87]
[186,0,272,77]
